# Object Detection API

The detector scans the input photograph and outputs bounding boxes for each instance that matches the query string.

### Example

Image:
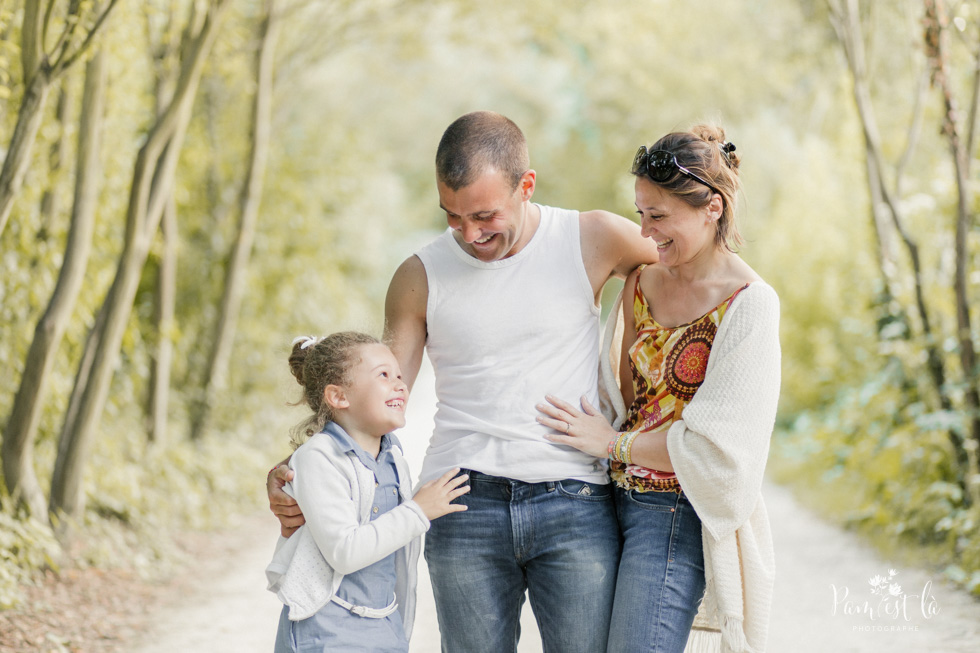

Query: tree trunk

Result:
[38,84,72,239]
[49,2,229,523]
[146,194,177,444]
[829,0,968,475]
[190,1,279,440]
[0,68,52,238]
[144,31,180,446]
[0,0,120,240]
[3,51,106,519]
[923,0,980,505]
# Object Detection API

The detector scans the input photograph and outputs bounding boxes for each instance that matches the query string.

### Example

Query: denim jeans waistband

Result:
[460,469,556,491]
[459,469,611,499]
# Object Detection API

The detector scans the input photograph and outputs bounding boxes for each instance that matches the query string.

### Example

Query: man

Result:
[269,111,658,652]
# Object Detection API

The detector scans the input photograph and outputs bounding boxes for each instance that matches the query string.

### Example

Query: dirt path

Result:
[130,359,980,652]
[765,479,980,652]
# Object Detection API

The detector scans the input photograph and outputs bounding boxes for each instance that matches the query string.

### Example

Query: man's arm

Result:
[383,255,429,391]
[268,460,303,537]
[579,210,659,299]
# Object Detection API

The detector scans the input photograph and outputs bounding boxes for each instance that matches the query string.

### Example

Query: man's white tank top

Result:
[414,204,608,484]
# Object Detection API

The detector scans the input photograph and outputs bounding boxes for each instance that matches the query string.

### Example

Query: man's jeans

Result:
[607,487,705,653]
[424,470,621,653]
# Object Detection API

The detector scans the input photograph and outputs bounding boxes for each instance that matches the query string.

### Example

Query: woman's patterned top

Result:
[611,265,749,493]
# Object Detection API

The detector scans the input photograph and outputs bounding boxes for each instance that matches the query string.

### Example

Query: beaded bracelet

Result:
[608,431,640,465]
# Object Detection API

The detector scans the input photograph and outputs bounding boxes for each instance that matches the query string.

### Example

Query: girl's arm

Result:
[292,449,468,575]
[291,447,428,575]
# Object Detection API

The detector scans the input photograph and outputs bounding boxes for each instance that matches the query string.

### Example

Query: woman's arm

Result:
[618,267,642,409]
[539,282,779,485]
[537,265,653,459]
[665,284,781,539]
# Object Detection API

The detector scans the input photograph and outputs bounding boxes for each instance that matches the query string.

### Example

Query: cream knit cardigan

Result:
[599,282,781,653]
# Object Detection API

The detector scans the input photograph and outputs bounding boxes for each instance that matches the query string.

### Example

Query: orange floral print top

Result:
[610,266,749,493]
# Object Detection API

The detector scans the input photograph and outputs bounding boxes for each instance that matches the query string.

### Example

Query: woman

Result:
[537,125,781,653]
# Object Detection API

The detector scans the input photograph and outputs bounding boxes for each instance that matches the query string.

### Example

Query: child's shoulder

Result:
[291,431,348,467]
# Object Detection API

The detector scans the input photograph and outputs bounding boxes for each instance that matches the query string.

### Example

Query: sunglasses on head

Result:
[631,146,719,196]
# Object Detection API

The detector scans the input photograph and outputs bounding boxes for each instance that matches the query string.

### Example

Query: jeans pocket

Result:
[555,479,613,501]
[624,488,679,513]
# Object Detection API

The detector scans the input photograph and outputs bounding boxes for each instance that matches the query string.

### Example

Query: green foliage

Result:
[0,405,287,608]
[0,499,61,609]
[73,414,283,574]
[1,0,980,612]
[770,363,980,595]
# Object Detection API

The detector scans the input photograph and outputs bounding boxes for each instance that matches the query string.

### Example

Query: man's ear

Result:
[518,169,537,201]
[323,384,349,410]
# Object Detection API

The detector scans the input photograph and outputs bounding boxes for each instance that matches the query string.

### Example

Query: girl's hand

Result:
[536,395,618,459]
[412,468,470,521]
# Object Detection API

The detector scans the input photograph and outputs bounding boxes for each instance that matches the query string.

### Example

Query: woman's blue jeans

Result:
[607,487,706,653]
[424,470,621,653]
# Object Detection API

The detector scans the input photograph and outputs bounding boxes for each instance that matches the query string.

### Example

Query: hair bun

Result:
[690,123,726,145]
[288,337,316,385]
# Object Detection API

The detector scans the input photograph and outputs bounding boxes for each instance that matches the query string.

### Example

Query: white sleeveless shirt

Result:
[415,204,608,484]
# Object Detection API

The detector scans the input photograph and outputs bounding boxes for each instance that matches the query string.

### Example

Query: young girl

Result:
[266,331,469,652]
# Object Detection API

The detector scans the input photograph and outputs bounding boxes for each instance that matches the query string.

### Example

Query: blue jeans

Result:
[607,487,705,653]
[424,470,621,653]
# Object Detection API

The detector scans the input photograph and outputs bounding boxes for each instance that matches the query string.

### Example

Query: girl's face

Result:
[634,176,721,269]
[332,343,409,437]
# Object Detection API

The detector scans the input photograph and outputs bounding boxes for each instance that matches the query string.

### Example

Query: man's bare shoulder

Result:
[387,255,428,307]
[579,209,634,232]
[391,254,427,284]
[578,209,657,280]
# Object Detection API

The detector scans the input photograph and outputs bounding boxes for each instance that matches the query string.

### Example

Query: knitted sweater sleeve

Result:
[665,282,781,542]
[291,443,429,576]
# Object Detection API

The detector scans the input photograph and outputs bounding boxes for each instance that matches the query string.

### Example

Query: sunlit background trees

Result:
[1,0,978,607]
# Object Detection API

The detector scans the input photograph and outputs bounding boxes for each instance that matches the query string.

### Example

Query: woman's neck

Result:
[665,245,732,284]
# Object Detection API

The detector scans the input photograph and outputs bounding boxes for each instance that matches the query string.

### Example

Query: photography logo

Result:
[830,569,940,631]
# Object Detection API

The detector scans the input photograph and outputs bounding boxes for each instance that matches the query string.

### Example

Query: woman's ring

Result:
[562,421,569,434]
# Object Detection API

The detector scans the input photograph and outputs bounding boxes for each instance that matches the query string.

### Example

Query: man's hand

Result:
[267,463,305,537]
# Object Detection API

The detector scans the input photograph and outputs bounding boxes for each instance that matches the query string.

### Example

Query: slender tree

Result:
[190,0,280,440]
[827,0,970,474]
[3,50,106,518]
[146,195,178,444]
[49,0,231,523]
[923,0,980,504]
[0,0,119,239]
[144,3,182,445]
[37,84,72,241]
